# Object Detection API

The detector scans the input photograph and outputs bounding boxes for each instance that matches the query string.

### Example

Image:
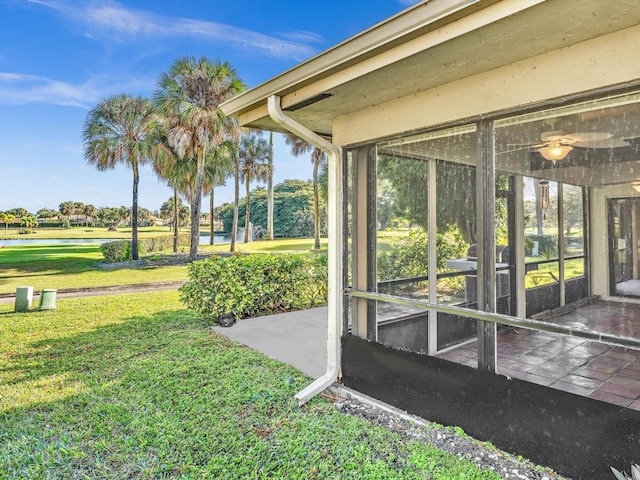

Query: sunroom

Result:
[221,0,640,477]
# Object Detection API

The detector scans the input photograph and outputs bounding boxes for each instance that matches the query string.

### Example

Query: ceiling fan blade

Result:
[563,131,613,142]
[498,144,544,155]
[573,138,629,148]
[506,142,545,147]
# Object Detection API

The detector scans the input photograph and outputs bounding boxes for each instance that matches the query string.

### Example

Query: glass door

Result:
[609,198,640,297]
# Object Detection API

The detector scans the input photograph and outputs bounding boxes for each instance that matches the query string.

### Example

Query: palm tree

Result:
[230,133,241,253]
[205,142,234,245]
[118,206,130,226]
[285,133,327,250]
[98,207,119,227]
[267,131,275,240]
[83,204,97,226]
[21,215,38,230]
[238,132,270,243]
[83,94,158,260]
[36,208,56,224]
[151,136,190,253]
[153,140,231,251]
[73,202,85,225]
[154,56,244,260]
[0,212,15,237]
[59,201,74,228]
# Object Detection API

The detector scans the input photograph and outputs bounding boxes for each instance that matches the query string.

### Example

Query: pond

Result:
[0,235,231,247]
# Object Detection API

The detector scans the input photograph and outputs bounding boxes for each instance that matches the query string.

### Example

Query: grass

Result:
[0,244,188,294]
[0,291,502,479]
[0,226,176,240]
[0,237,328,295]
[201,237,328,254]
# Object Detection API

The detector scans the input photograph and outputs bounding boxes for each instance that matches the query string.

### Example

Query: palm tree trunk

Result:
[313,158,321,250]
[535,184,544,235]
[231,148,240,252]
[267,131,274,240]
[209,187,215,246]
[173,185,179,253]
[131,163,139,260]
[244,177,251,243]
[189,149,205,261]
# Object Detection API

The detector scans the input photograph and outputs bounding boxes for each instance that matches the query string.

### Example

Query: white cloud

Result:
[0,72,153,107]
[277,30,324,44]
[25,0,318,61]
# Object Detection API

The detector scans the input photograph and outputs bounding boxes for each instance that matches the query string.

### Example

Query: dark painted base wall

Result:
[341,335,640,480]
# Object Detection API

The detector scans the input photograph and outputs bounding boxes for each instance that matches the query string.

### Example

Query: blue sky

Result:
[0,0,415,214]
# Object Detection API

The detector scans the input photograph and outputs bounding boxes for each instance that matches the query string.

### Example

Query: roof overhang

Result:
[221,0,640,139]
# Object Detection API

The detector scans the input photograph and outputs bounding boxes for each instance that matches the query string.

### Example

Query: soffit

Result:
[233,0,640,137]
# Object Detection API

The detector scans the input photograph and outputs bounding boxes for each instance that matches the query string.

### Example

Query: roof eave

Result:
[220,0,513,118]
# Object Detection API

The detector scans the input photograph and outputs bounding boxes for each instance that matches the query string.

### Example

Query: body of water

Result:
[0,235,231,247]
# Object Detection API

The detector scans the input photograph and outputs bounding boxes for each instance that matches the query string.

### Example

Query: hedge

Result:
[179,253,328,321]
[101,234,191,262]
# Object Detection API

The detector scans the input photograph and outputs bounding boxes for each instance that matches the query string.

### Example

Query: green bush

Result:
[179,253,328,320]
[376,226,468,281]
[100,234,191,262]
[100,240,131,263]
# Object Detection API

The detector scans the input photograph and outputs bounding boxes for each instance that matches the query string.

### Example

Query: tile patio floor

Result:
[436,301,640,410]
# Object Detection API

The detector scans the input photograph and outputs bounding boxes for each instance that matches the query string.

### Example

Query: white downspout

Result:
[267,95,343,405]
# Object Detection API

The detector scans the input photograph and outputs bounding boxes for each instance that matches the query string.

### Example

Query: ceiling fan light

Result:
[538,143,573,161]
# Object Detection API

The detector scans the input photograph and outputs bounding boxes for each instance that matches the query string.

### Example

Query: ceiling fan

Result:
[506,130,629,162]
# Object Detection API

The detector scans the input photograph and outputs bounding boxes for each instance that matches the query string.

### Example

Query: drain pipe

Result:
[267,95,343,405]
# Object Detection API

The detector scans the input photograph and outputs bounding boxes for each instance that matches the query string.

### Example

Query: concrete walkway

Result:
[211,307,328,379]
[2,283,329,379]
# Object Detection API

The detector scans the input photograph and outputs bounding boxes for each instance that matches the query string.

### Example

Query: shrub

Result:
[100,240,131,263]
[179,253,328,320]
[100,234,191,262]
[376,226,468,281]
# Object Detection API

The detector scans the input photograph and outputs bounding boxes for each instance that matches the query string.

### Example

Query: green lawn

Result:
[201,237,328,254]
[0,291,501,479]
[0,244,188,294]
[0,237,329,294]
[1,226,175,239]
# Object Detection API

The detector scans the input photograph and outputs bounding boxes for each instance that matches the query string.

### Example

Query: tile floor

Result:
[437,301,640,410]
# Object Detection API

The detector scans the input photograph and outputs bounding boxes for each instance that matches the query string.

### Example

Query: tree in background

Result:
[83,94,158,260]
[20,215,38,231]
[83,204,97,226]
[205,146,234,245]
[97,207,120,227]
[154,56,244,260]
[230,133,241,253]
[7,208,29,219]
[218,179,320,239]
[118,206,130,226]
[267,131,275,240]
[58,201,75,228]
[377,156,478,244]
[36,208,58,224]
[284,134,326,250]
[238,132,270,243]
[160,197,190,231]
[0,212,15,237]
